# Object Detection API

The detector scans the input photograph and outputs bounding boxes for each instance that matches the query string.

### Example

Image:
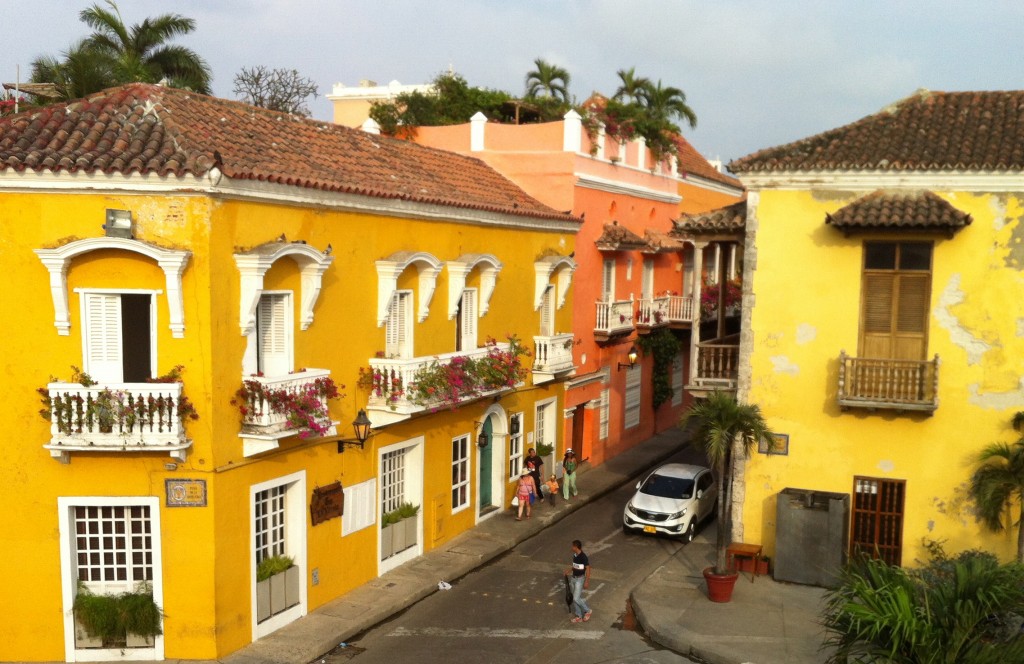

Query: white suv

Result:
[622,463,717,542]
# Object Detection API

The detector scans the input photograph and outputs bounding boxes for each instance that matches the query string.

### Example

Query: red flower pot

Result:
[703,567,739,603]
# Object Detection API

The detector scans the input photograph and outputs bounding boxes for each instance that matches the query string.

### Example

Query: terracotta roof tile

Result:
[595,221,649,251]
[730,89,1024,173]
[826,190,972,235]
[673,201,746,237]
[0,83,577,223]
[672,134,743,188]
[642,228,684,252]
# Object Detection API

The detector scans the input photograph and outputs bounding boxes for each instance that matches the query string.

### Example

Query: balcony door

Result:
[256,292,293,377]
[455,288,478,352]
[82,292,154,383]
[539,285,555,336]
[860,242,931,362]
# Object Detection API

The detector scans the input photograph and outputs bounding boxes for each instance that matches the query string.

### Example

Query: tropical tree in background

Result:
[524,58,571,103]
[970,411,1024,562]
[233,66,318,116]
[641,79,697,131]
[30,1,211,101]
[681,391,771,575]
[612,67,650,104]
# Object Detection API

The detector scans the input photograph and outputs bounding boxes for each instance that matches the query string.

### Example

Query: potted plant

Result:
[73,582,162,648]
[681,391,772,602]
[255,554,299,622]
[381,502,419,559]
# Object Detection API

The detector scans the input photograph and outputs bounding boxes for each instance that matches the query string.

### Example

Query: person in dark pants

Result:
[564,539,592,623]
[524,447,544,501]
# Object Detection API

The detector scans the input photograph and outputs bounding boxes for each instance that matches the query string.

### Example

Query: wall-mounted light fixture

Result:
[617,344,639,371]
[104,209,133,238]
[475,419,491,448]
[337,409,372,453]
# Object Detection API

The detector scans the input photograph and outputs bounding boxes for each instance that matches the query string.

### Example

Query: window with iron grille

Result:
[381,448,407,514]
[254,485,286,565]
[599,388,610,440]
[74,505,153,589]
[451,435,470,511]
[508,413,524,479]
[851,476,905,566]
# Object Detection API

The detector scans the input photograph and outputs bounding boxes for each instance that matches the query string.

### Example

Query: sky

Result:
[4,1,1024,168]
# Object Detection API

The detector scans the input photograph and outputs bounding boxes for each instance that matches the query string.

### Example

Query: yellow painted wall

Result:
[1,188,574,660]
[741,188,1024,566]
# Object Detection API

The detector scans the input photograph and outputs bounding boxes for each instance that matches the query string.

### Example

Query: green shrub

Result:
[382,502,419,527]
[256,554,294,582]
[536,442,554,457]
[73,583,163,641]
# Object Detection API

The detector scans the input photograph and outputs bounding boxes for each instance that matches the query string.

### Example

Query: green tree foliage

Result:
[681,392,771,574]
[30,1,211,101]
[524,58,571,103]
[823,545,1024,663]
[970,411,1024,562]
[613,67,651,104]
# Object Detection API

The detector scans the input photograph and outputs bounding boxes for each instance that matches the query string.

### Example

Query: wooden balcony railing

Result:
[637,296,670,330]
[666,295,694,324]
[595,298,634,339]
[43,382,191,462]
[533,333,575,382]
[837,352,939,412]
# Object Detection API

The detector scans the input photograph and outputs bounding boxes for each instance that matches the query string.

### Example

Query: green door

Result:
[479,418,493,506]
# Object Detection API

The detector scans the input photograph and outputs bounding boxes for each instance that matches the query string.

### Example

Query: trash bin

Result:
[774,488,849,588]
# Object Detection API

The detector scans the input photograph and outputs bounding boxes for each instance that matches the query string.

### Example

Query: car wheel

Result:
[684,521,696,543]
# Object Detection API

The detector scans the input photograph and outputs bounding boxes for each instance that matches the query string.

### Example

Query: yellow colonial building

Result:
[721,89,1024,579]
[0,83,578,661]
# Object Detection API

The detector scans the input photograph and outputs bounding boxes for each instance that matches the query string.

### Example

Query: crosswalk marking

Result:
[387,626,604,641]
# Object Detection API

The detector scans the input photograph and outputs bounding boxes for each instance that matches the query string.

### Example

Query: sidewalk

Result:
[134,427,830,664]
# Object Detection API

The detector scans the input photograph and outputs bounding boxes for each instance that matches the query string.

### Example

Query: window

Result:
[642,259,654,300]
[381,448,407,514]
[257,292,292,376]
[451,435,470,511]
[852,477,905,566]
[671,351,684,407]
[539,285,555,336]
[82,292,154,383]
[860,242,932,361]
[385,290,413,358]
[599,389,610,440]
[73,505,153,593]
[254,485,287,564]
[602,259,615,301]
[342,479,377,536]
[508,413,524,479]
[624,365,642,429]
[456,288,478,351]
[535,402,551,448]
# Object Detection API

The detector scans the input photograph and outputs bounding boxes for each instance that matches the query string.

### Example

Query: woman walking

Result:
[562,449,579,500]
[515,468,536,520]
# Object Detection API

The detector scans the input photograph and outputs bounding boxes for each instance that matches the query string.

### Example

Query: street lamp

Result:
[617,345,639,371]
[337,409,372,453]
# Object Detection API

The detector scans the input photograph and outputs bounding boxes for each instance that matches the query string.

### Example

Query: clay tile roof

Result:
[672,135,743,189]
[0,83,577,224]
[642,228,684,253]
[825,190,972,235]
[595,221,649,251]
[729,89,1024,174]
[672,201,746,237]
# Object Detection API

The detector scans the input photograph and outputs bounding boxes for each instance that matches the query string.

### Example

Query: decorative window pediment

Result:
[446,253,502,319]
[233,242,334,336]
[375,251,443,327]
[533,255,576,311]
[35,237,191,337]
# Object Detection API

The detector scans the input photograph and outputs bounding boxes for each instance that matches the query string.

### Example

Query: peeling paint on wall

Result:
[968,378,1024,410]
[1018,318,1024,337]
[796,323,816,345]
[770,355,799,375]
[935,274,992,365]
[878,460,895,473]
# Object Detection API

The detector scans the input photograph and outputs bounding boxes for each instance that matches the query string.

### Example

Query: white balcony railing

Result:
[637,296,670,329]
[692,341,739,389]
[533,333,575,383]
[595,298,634,338]
[43,382,191,462]
[238,369,333,432]
[666,295,694,323]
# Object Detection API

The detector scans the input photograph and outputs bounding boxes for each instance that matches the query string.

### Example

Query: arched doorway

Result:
[477,404,508,521]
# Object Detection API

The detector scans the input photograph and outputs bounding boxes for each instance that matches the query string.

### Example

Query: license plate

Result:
[643,526,656,534]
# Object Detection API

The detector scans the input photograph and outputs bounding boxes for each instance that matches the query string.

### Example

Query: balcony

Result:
[636,297,670,332]
[366,342,523,426]
[837,352,939,413]
[42,382,191,463]
[666,295,695,325]
[595,298,634,341]
[688,335,740,394]
[237,369,337,456]
[532,333,576,384]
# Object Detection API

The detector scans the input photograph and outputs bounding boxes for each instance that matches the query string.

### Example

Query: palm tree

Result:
[612,67,650,104]
[969,412,1024,562]
[30,40,114,101]
[681,391,771,574]
[640,79,697,130]
[524,58,570,103]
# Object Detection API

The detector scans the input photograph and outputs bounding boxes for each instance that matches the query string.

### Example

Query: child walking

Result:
[545,475,560,506]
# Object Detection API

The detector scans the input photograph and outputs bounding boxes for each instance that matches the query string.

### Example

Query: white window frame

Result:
[534,397,558,451]
[602,259,616,302]
[342,478,377,536]
[76,288,159,383]
[250,470,307,640]
[451,434,470,513]
[642,258,654,300]
[386,289,414,359]
[459,287,478,351]
[508,412,524,480]
[624,365,642,429]
[58,496,164,662]
[256,291,294,377]
[599,388,610,440]
[378,436,424,574]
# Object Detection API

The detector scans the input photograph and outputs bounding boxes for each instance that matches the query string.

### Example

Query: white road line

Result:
[387,626,604,640]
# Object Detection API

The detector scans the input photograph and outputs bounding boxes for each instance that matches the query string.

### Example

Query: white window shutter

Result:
[602,260,615,301]
[84,293,123,382]
[540,286,554,336]
[642,259,654,299]
[258,293,290,376]
[386,291,412,358]
[460,288,478,350]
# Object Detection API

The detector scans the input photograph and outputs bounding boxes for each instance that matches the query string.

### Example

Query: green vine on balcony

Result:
[634,328,682,410]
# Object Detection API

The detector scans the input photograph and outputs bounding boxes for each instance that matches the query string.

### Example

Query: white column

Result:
[688,241,706,386]
[470,111,487,151]
[361,118,381,135]
[563,109,582,153]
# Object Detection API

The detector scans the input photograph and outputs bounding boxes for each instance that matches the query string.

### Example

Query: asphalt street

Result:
[336,445,710,664]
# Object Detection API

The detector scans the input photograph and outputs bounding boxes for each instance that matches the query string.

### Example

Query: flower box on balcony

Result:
[235,369,340,456]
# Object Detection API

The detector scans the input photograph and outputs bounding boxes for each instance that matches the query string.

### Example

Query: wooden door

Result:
[851,476,905,566]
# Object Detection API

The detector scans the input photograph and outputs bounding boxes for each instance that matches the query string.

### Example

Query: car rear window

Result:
[640,474,694,499]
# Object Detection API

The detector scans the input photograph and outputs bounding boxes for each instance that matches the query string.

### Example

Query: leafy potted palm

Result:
[681,391,771,602]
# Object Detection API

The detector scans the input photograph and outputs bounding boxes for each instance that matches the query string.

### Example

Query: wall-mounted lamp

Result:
[477,431,490,448]
[104,209,133,238]
[336,409,372,453]
[617,344,639,371]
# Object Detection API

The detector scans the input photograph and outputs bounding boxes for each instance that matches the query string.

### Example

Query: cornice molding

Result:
[574,172,682,204]
[738,170,1024,192]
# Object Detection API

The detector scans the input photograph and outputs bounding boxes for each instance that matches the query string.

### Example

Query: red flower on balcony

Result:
[234,376,342,439]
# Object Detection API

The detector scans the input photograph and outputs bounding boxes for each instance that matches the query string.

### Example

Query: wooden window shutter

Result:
[896,274,929,334]
[257,293,290,376]
[862,274,894,334]
[540,285,554,336]
[84,293,123,382]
